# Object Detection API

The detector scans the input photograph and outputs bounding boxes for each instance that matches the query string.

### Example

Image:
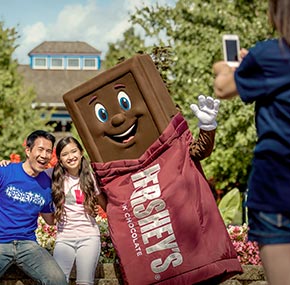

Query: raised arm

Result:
[189,95,220,160]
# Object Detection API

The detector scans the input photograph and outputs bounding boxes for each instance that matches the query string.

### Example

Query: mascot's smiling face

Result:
[83,73,160,161]
[63,55,177,163]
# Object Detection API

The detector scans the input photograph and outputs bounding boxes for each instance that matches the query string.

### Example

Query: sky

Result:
[0,0,176,64]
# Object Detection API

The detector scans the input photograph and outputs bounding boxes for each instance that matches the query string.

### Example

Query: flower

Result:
[227,224,261,265]
[9,153,21,162]
[35,216,57,252]
[46,148,57,168]
[95,207,116,263]
[97,205,107,219]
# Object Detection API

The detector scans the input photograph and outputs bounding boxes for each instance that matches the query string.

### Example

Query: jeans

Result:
[53,236,101,285]
[0,240,67,285]
[248,209,290,245]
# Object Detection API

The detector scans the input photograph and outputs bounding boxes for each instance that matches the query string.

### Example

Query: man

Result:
[0,130,67,285]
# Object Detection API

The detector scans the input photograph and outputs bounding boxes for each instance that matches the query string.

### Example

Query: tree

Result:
[104,0,275,191]
[104,27,148,69]
[0,22,52,160]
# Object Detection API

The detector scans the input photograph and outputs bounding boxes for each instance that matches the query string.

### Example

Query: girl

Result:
[213,1,290,284]
[51,136,106,285]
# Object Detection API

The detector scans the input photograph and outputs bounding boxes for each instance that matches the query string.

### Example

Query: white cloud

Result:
[124,0,175,11]
[13,0,176,64]
[14,22,48,63]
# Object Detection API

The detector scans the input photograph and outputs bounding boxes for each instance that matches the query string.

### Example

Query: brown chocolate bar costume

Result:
[63,54,242,284]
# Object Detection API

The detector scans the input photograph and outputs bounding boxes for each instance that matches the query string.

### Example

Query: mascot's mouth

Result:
[109,122,138,144]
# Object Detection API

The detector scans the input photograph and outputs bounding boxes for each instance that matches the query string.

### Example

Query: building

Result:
[18,41,104,135]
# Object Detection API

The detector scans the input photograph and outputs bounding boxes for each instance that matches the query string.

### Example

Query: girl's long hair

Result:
[52,136,99,223]
[269,0,290,45]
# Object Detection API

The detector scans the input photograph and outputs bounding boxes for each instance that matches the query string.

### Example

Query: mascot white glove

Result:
[190,95,220,131]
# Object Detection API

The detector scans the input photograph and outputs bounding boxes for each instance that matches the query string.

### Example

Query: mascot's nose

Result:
[111,113,126,127]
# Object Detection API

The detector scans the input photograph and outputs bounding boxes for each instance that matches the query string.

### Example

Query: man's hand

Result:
[0,160,11,167]
[190,95,220,131]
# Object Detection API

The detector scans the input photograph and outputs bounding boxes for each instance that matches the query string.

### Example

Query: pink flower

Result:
[227,224,261,265]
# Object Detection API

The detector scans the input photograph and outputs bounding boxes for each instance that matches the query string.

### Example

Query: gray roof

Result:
[29,41,101,55]
[18,65,103,106]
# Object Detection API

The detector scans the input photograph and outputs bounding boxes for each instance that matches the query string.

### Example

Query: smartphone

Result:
[222,34,240,67]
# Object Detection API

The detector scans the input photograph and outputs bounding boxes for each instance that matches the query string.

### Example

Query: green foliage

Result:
[103,0,276,191]
[104,27,149,69]
[218,188,242,226]
[0,22,52,160]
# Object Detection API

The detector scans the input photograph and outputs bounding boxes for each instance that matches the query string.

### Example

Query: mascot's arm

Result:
[189,129,215,160]
[189,95,220,160]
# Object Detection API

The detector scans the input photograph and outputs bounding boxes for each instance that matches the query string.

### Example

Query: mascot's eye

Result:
[95,103,108,123]
[117,91,131,111]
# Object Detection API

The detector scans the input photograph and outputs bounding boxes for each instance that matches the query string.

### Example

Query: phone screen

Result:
[225,40,238,61]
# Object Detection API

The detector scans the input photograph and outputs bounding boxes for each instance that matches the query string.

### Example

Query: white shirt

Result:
[56,173,100,239]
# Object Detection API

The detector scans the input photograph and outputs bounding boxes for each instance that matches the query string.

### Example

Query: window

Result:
[51,58,63,69]
[33,57,47,69]
[67,58,80,69]
[83,58,97,69]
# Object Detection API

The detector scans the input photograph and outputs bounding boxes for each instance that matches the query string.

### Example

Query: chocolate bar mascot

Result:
[63,54,242,284]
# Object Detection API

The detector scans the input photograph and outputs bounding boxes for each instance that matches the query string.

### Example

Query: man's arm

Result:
[40,213,55,225]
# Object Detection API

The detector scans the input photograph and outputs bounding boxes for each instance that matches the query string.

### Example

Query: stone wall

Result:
[221,265,267,285]
[0,263,122,285]
[0,264,267,285]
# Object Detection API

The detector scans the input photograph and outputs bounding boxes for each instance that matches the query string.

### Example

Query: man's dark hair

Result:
[26,130,55,149]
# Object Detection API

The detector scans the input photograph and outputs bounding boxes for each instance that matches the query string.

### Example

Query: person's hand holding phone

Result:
[240,48,248,61]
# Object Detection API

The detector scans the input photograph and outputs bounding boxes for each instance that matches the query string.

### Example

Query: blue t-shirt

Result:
[0,163,53,242]
[235,39,290,212]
